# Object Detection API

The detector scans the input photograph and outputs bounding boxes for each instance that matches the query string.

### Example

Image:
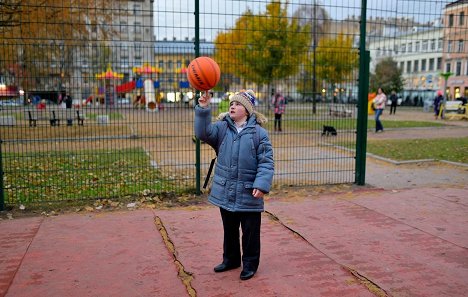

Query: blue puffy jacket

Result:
[194,105,274,212]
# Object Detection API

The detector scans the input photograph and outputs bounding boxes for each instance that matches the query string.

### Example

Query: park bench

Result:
[24,109,49,127]
[443,100,467,120]
[76,110,86,126]
[50,109,87,126]
[329,104,353,117]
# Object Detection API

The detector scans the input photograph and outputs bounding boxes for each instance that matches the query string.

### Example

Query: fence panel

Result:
[3,1,460,207]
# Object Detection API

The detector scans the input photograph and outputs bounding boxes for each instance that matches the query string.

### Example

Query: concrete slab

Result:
[0,217,43,296]
[155,207,375,297]
[267,188,468,297]
[4,210,187,297]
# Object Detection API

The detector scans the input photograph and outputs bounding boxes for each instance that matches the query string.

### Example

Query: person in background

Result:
[373,87,386,133]
[194,89,274,281]
[272,91,286,132]
[434,90,444,120]
[389,90,398,115]
[63,92,73,109]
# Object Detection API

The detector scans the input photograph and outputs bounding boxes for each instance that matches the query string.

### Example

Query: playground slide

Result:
[144,79,157,111]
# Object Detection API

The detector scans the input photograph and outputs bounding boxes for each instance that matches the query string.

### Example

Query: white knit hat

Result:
[229,90,256,115]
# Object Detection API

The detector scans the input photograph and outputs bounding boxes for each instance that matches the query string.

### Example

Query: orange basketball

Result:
[186,57,220,91]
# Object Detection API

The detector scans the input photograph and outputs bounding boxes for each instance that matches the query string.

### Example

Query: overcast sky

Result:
[153,0,451,40]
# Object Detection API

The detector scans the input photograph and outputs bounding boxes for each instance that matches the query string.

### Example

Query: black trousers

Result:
[219,208,261,271]
[274,113,282,130]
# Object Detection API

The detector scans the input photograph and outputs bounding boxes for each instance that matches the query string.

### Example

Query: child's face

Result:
[229,101,248,122]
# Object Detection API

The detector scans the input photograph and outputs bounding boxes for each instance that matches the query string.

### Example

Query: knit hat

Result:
[229,90,256,115]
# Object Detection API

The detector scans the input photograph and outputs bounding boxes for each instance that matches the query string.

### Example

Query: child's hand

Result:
[198,91,211,107]
[252,189,264,199]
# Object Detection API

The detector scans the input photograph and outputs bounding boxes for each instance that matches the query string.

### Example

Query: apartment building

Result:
[443,0,468,99]
[369,26,444,94]
[73,0,155,100]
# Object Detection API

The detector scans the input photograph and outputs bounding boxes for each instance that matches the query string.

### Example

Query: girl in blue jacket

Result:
[195,89,274,281]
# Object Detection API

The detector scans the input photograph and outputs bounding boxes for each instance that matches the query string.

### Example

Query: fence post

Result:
[194,0,201,195]
[355,0,369,186]
[0,139,4,211]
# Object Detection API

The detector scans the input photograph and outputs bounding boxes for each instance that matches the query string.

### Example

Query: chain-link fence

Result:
[1,0,464,208]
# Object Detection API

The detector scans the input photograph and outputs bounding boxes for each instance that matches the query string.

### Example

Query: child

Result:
[194,89,274,281]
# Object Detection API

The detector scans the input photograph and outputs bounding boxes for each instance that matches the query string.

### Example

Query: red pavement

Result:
[1,186,468,297]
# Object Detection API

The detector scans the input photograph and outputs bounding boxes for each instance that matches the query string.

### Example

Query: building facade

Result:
[443,0,468,99]
[369,26,444,95]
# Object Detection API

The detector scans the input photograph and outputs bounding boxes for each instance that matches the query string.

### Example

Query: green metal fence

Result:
[1,0,462,209]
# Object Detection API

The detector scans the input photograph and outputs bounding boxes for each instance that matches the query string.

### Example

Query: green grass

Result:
[366,137,468,163]
[3,148,177,205]
[265,118,446,131]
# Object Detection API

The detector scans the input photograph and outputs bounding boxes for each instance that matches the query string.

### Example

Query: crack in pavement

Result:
[265,210,390,297]
[154,216,197,297]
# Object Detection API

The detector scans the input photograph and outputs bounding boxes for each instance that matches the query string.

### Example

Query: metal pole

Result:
[194,0,201,194]
[355,0,369,185]
[312,0,317,114]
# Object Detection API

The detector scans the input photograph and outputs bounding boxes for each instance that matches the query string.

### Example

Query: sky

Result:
[153,0,451,40]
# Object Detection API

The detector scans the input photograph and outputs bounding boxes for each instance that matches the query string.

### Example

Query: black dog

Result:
[322,125,337,136]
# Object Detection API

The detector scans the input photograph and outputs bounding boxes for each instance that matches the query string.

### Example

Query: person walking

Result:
[272,91,286,132]
[373,87,386,133]
[389,90,398,115]
[194,89,274,281]
[434,90,444,120]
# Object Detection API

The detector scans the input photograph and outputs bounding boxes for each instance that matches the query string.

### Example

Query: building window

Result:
[134,22,142,34]
[408,43,412,53]
[414,60,419,72]
[415,41,420,52]
[134,56,142,66]
[448,40,453,52]
[406,61,412,73]
[134,43,142,55]
[120,21,127,34]
[430,39,436,51]
[399,61,404,70]
[456,61,462,76]
[438,38,443,50]
[429,58,435,71]
[394,44,398,55]
[446,62,451,73]
[458,40,464,53]
[401,43,406,53]
[437,57,442,70]
[133,4,141,15]
[158,60,164,69]
[449,14,454,26]
[422,40,428,51]
[460,11,465,26]
[421,59,426,72]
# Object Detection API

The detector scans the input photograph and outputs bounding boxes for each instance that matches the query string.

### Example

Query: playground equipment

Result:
[95,65,124,107]
[133,63,161,111]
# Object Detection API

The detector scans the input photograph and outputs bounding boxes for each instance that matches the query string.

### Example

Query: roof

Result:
[155,40,215,55]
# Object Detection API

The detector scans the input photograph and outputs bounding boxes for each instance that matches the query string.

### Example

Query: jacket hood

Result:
[216,111,268,126]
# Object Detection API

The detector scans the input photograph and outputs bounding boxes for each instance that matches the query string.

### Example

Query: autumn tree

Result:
[214,1,311,102]
[0,0,114,91]
[370,57,404,93]
[299,34,358,102]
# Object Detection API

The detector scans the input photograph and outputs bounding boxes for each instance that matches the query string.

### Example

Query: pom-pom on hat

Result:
[437,90,443,96]
[229,89,256,115]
